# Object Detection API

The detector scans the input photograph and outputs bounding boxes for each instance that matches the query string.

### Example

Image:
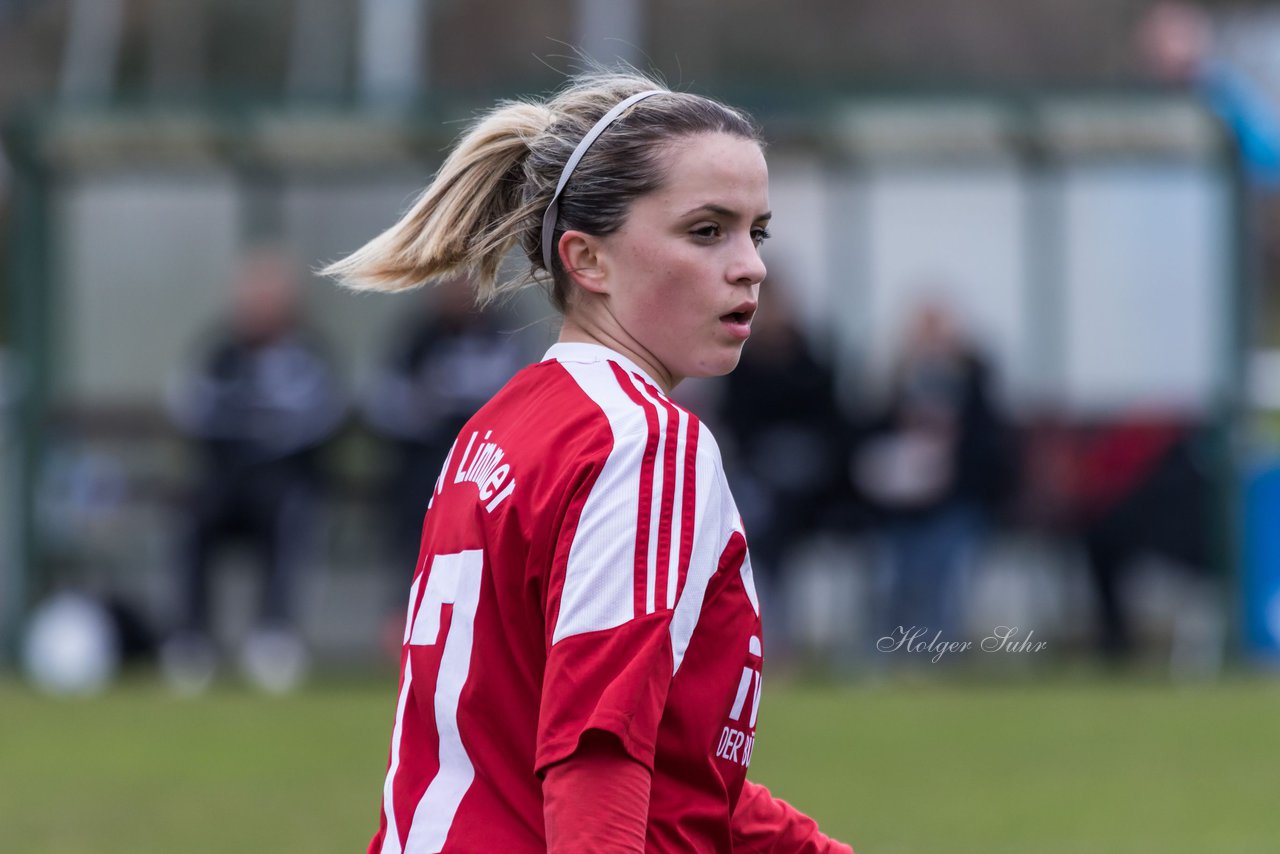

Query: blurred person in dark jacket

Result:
[163,248,346,693]
[855,300,1014,648]
[363,278,527,613]
[718,288,849,647]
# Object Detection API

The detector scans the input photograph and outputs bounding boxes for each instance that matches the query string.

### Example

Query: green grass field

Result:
[2,672,1278,853]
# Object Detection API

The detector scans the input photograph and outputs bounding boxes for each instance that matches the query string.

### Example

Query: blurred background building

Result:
[3,0,1280,687]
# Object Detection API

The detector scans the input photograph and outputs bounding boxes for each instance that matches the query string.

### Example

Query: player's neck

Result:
[557,315,678,393]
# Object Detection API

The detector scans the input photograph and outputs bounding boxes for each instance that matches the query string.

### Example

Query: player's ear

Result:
[559,230,610,296]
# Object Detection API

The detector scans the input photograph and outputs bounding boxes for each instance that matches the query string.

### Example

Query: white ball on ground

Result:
[21,592,121,696]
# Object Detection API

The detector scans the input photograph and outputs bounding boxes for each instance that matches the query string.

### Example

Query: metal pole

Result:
[0,115,51,662]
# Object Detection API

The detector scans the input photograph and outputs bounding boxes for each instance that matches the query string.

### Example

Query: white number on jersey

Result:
[381,549,484,854]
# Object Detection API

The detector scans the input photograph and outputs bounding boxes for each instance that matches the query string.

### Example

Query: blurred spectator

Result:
[363,278,527,586]
[854,300,1014,647]
[1137,0,1280,189]
[717,289,849,645]
[162,247,345,693]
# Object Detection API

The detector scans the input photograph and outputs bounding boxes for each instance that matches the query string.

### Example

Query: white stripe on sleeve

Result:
[669,431,731,674]
[628,374,672,615]
[552,360,649,644]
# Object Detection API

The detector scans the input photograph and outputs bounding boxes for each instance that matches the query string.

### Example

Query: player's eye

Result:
[751,227,772,247]
[691,224,721,240]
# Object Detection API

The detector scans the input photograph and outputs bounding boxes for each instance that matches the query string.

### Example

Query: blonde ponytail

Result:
[323,70,759,311]
[321,101,555,304]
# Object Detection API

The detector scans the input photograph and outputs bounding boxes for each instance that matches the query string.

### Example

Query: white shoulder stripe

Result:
[552,358,647,643]
[666,406,690,610]
[626,373,671,615]
[550,353,735,662]
[670,439,730,673]
[622,373,691,614]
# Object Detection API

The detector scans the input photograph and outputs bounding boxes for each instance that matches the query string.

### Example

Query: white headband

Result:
[540,89,666,275]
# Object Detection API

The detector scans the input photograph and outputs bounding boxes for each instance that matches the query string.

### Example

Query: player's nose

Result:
[728,237,766,286]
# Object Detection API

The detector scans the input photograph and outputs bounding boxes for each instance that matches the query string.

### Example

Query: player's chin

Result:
[691,343,746,379]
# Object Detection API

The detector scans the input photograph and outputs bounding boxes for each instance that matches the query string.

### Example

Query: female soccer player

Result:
[325,71,854,854]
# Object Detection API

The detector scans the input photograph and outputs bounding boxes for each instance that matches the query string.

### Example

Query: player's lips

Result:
[720,302,757,340]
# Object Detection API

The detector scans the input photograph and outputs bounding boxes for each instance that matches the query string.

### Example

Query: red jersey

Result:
[370,342,765,853]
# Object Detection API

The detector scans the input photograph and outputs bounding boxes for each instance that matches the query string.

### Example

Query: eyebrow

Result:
[682,203,772,222]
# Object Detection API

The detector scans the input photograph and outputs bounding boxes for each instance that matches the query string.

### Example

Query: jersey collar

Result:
[542,342,666,394]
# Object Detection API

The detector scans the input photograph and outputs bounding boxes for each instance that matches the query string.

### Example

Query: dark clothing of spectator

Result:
[169,329,345,634]
[857,351,1013,521]
[856,343,1015,644]
[364,312,526,577]
[719,336,849,583]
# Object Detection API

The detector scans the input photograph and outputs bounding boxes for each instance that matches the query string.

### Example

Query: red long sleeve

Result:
[543,731,651,854]
[731,780,855,854]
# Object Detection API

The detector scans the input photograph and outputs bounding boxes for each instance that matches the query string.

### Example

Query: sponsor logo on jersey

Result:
[714,633,761,768]
[715,725,755,767]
